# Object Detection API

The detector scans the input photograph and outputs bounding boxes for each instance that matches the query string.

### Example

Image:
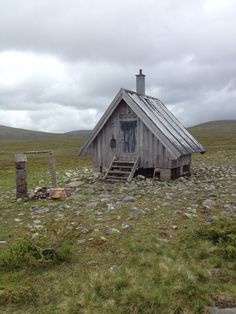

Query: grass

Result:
[0,121,235,313]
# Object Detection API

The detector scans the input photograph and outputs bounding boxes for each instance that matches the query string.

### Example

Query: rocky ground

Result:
[0,156,235,313]
[0,157,235,247]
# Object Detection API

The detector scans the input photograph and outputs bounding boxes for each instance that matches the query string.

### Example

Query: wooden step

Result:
[104,156,140,181]
[113,161,135,165]
[108,170,130,175]
[111,165,133,169]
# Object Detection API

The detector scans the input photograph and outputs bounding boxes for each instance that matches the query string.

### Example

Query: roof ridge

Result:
[122,88,161,101]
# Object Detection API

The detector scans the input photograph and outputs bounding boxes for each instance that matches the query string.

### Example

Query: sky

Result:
[0,0,236,133]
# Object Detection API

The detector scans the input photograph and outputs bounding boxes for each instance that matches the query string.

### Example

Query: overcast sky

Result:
[0,0,236,133]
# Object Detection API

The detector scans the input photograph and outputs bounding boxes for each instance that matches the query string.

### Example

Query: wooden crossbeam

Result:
[24,150,52,154]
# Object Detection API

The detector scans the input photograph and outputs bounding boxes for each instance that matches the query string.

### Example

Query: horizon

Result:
[1,119,235,135]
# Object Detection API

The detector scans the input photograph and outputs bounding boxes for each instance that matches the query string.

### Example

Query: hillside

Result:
[0,125,60,142]
[188,120,236,152]
[64,130,91,137]
[0,120,235,148]
[0,125,91,142]
[189,120,236,134]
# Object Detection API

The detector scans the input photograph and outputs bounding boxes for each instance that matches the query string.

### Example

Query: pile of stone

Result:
[29,187,70,200]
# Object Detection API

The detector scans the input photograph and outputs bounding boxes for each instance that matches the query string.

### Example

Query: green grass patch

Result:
[0,122,235,313]
[195,220,236,260]
[0,239,73,271]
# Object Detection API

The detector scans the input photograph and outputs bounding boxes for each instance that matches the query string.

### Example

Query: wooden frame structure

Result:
[15,150,57,198]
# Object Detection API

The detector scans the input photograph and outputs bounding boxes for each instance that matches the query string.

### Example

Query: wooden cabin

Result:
[79,70,206,181]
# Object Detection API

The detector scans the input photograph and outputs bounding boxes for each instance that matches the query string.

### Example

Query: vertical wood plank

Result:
[15,154,28,199]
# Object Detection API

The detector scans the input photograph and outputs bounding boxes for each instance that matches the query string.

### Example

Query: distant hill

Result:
[0,125,91,142]
[0,120,235,146]
[188,120,236,152]
[188,120,236,136]
[63,130,91,137]
[0,125,61,142]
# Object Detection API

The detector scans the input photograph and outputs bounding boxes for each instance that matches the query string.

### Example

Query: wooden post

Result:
[48,152,57,188]
[15,154,28,199]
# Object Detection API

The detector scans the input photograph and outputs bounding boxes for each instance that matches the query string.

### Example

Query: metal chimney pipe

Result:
[136,69,145,95]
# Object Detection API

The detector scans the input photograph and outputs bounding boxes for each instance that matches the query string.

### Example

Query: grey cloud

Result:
[0,0,235,132]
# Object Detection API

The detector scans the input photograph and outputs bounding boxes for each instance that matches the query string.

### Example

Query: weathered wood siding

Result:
[171,154,191,169]
[90,100,189,169]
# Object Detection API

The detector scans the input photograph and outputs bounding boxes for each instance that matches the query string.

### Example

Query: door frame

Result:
[119,119,138,159]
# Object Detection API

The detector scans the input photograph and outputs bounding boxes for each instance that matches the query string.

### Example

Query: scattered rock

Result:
[93,172,102,179]
[78,239,86,244]
[184,213,194,219]
[202,199,215,211]
[87,202,98,208]
[122,223,133,229]
[100,236,107,241]
[137,175,145,180]
[55,212,64,220]
[14,218,22,222]
[80,227,91,234]
[177,177,186,182]
[101,194,112,202]
[109,265,119,272]
[106,228,120,235]
[208,307,236,314]
[66,181,83,188]
[123,196,136,202]
[83,188,95,195]
[31,206,49,214]
[207,216,218,222]
[131,207,143,219]
[115,201,123,209]
[106,204,115,211]
[224,204,236,212]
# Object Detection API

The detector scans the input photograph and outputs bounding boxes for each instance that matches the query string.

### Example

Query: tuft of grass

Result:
[0,239,73,271]
[0,285,38,306]
[66,238,211,314]
[194,220,236,260]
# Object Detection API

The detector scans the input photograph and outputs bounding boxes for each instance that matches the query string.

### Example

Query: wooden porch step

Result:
[113,160,135,165]
[112,163,134,168]
[110,166,133,172]
[104,156,140,182]
[109,170,130,175]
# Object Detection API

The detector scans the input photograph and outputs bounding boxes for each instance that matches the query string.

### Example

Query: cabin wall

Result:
[90,100,186,170]
[171,154,192,169]
[91,101,124,168]
[138,120,172,168]
[171,154,192,177]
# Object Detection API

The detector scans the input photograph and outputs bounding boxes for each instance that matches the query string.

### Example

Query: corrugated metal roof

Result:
[79,88,206,158]
[126,90,205,155]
